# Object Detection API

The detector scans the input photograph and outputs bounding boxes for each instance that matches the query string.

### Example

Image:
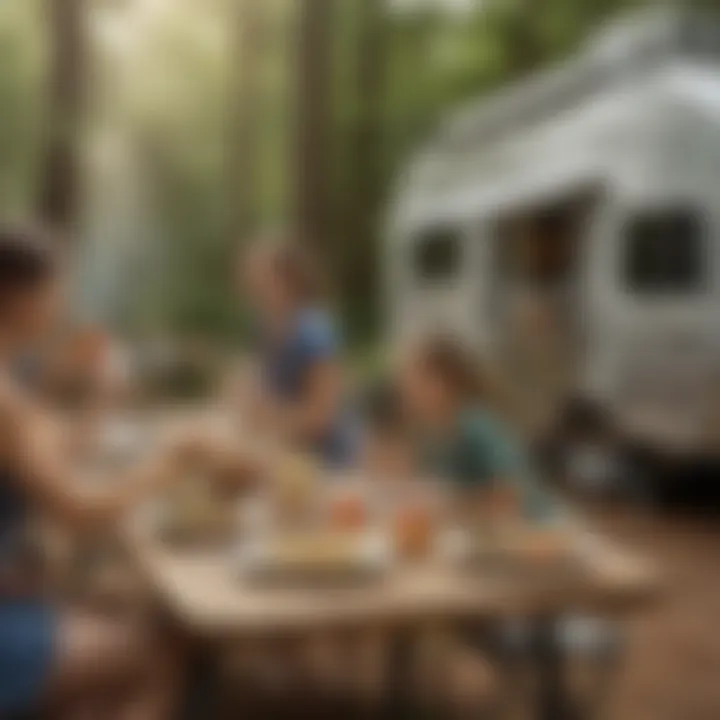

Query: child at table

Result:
[397,334,563,528]
[361,380,420,550]
[362,381,415,485]
[397,336,618,710]
[361,380,448,556]
[360,378,500,711]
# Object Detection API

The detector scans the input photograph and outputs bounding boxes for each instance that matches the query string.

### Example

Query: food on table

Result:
[393,504,434,560]
[160,475,235,543]
[272,533,363,567]
[329,492,369,532]
[273,452,321,519]
[237,496,273,539]
[238,530,392,579]
[214,459,254,498]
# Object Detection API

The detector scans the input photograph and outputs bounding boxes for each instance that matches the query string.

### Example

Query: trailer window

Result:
[623,210,706,294]
[413,228,462,283]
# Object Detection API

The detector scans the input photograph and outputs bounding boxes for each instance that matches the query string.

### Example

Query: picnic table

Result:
[126,516,658,720]
[79,409,658,717]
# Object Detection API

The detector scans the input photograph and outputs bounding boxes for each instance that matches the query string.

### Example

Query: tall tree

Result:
[40,0,87,241]
[294,0,334,251]
[342,0,387,334]
[230,0,267,243]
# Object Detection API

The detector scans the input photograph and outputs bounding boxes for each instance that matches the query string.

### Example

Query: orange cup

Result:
[393,504,434,560]
[329,494,368,532]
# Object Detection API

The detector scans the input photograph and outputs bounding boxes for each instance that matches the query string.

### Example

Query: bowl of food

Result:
[158,476,236,547]
[392,503,436,561]
[271,453,322,522]
[235,530,393,587]
[324,479,373,533]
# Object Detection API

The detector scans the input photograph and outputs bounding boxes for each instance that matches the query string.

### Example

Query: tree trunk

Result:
[40,0,87,242]
[343,0,387,333]
[230,0,267,244]
[294,0,334,251]
[506,0,548,76]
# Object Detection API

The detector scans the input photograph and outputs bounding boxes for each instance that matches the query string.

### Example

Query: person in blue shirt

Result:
[240,241,357,468]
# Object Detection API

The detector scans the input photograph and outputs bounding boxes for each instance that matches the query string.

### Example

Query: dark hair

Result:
[364,380,407,437]
[270,243,327,304]
[415,335,491,402]
[0,227,55,303]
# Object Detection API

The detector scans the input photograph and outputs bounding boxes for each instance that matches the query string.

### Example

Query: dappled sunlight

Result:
[0,2,719,719]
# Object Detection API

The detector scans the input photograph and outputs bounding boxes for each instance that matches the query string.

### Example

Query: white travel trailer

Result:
[388,9,720,465]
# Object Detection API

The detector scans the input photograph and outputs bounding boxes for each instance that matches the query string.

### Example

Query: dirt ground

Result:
[592,505,720,720]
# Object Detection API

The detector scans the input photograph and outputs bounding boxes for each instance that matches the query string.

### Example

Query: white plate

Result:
[234,530,394,586]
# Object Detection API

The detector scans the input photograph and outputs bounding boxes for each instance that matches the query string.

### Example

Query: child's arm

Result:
[454,482,522,528]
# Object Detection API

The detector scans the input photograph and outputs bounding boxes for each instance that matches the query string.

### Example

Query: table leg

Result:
[180,647,223,720]
[382,628,419,720]
[533,618,576,720]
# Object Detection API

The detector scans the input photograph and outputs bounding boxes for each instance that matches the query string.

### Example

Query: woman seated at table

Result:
[237,239,357,469]
[0,227,182,719]
[397,333,561,526]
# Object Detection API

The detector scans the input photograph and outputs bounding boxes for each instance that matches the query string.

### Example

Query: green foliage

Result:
[0,0,45,217]
[332,0,646,340]
[0,0,671,343]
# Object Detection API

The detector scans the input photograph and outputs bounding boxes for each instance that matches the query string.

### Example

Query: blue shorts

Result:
[0,600,56,714]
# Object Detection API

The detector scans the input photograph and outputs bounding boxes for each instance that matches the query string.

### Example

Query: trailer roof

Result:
[389,9,720,232]
[432,8,720,154]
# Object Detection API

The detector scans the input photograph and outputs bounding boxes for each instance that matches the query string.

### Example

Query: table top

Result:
[110,410,658,638]
[127,524,659,640]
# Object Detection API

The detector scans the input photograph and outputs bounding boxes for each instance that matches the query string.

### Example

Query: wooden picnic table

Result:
[126,517,658,720]
[81,408,656,717]
[128,526,656,638]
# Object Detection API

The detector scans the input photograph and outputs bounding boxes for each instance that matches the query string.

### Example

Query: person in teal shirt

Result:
[398,335,562,524]
[397,337,609,710]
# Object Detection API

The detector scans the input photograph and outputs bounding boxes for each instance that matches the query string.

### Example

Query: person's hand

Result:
[165,410,244,469]
[163,426,216,467]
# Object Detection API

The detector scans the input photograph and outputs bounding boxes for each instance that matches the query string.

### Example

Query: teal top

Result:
[421,407,561,523]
